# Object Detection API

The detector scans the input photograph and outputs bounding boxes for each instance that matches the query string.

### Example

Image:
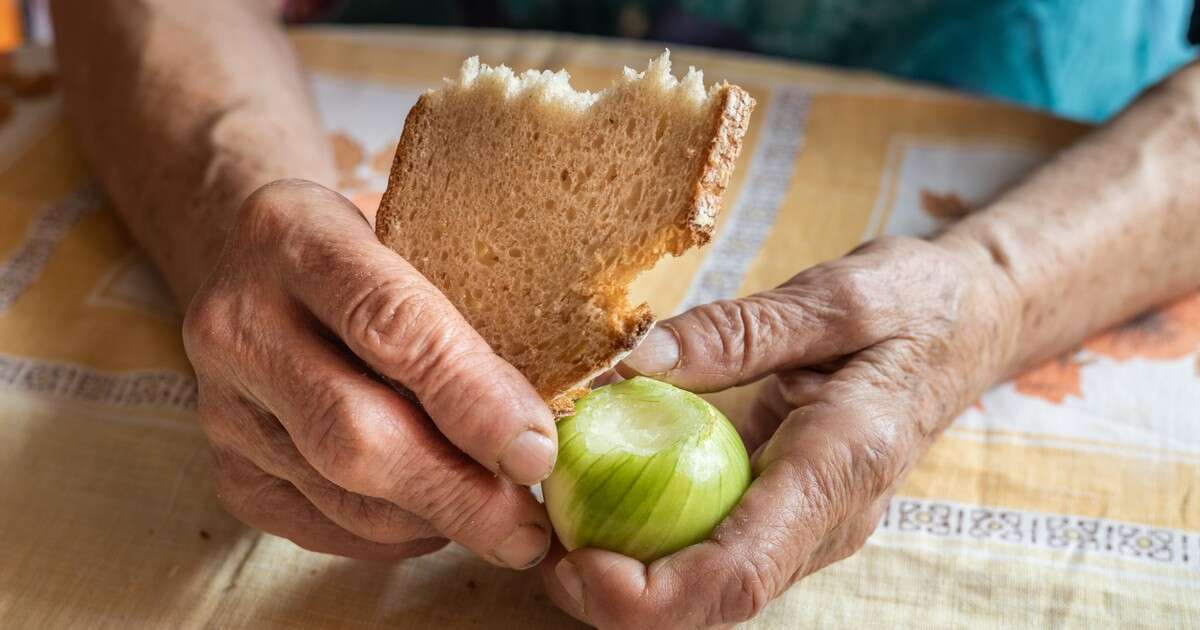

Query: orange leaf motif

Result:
[1014,354,1083,404]
[371,143,397,173]
[337,174,368,192]
[329,131,365,174]
[1084,293,1200,361]
[350,191,384,224]
[919,189,974,221]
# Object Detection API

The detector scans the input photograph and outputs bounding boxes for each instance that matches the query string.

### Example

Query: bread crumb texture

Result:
[377,51,753,413]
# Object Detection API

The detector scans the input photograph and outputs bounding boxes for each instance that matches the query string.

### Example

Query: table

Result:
[1,26,1197,629]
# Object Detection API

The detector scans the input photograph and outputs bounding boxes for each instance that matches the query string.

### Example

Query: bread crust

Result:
[683,85,755,246]
[544,87,753,414]
[377,93,432,244]
[375,71,754,417]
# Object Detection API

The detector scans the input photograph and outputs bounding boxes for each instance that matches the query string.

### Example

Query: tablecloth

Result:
[0,26,1197,629]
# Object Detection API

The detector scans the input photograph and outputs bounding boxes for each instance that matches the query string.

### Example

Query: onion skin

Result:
[543,377,751,563]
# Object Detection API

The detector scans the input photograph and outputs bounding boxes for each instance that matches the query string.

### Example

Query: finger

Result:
[742,371,832,452]
[775,370,834,407]
[550,398,913,628]
[212,450,447,561]
[538,540,592,626]
[615,301,865,392]
[619,267,896,392]
[233,313,551,569]
[248,180,556,486]
[748,372,835,434]
[741,376,791,453]
[552,549,654,630]
[205,390,441,544]
[550,459,805,629]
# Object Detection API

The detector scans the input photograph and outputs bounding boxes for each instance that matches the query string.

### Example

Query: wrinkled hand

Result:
[541,235,1021,628]
[183,179,556,567]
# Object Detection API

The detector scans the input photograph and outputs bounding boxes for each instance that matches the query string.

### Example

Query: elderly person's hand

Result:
[541,235,1021,627]
[183,179,556,567]
[52,0,1200,615]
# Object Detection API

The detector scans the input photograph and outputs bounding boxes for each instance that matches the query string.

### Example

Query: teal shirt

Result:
[325,0,1199,122]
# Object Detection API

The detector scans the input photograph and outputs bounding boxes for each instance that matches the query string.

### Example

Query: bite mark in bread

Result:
[377,51,753,415]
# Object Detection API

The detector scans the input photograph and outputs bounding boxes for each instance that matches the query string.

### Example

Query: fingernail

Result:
[499,430,557,485]
[622,325,680,376]
[556,559,585,608]
[493,523,550,569]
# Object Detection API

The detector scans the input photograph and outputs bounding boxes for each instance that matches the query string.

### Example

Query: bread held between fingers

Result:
[377,51,754,414]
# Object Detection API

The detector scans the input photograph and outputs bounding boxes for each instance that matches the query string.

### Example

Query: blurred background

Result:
[12,0,1199,122]
[2,2,1200,629]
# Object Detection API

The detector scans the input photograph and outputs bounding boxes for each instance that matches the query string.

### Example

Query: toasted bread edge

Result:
[375,83,756,417]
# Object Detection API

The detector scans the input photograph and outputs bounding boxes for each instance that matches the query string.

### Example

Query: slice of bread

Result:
[376,51,754,414]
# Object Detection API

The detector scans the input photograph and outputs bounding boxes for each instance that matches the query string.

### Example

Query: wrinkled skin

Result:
[540,236,1022,629]
[183,180,558,568]
[50,1,1200,626]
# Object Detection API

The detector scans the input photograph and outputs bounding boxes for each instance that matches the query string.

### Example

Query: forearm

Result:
[939,61,1200,377]
[51,0,337,305]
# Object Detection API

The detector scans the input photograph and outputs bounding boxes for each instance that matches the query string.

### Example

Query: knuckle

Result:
[345,280,456,378]
[851,423,903,499]
[238,179,336,253]
[194,399,236,447]
[713,558,777,624]
[238,181,296,242]
[182,287,266,383]
[300,388,392,495]
[823,268,890,344]
[812,415,901,514]
[210,459,260,523]
[418,477,496,535]
[182,291,231,362]
[696,299,767,379]
[780,445,852,541]
[418,350,506,429]
[334,491,416,542]
[828,268,876,321]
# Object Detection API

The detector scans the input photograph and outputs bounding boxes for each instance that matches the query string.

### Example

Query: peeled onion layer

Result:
[543,376,751,563]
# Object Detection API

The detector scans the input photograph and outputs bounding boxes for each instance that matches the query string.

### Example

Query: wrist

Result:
[99,97,338,308]
[125,171,259,308]
[931,228,1028,384]
[129,147,337,309]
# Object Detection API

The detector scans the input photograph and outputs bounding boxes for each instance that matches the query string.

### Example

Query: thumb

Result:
[552,548,653,629]
[619,283,887,392]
